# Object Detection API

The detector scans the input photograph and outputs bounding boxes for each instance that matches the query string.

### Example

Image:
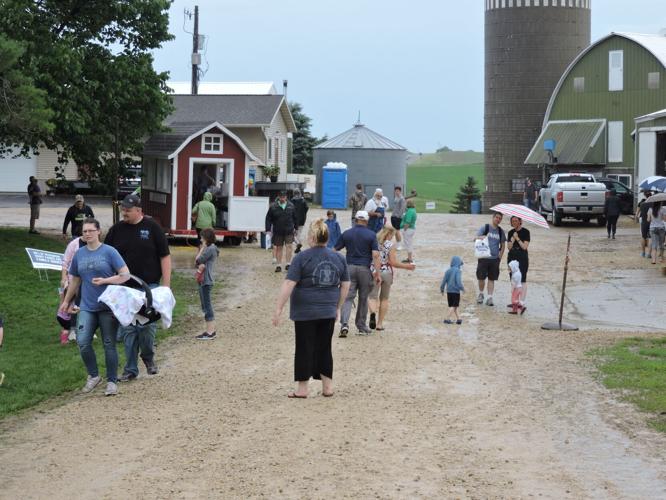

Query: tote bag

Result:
[474,236,492,259]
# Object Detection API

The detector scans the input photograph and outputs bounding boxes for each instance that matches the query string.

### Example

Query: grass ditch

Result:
[0,228,200,419]
[590,336,666,433]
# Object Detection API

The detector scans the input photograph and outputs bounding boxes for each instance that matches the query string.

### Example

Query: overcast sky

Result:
[152,0,665,153]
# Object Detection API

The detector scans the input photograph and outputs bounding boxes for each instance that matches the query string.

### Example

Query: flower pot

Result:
[270,176,278,182]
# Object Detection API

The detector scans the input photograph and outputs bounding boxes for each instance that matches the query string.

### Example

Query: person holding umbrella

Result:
[506,216,530,308]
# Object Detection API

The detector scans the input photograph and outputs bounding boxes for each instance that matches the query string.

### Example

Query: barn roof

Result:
[314,122,406,150]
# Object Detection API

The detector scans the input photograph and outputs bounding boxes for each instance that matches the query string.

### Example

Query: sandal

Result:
[287,392,307,399]
[375,326,385,331]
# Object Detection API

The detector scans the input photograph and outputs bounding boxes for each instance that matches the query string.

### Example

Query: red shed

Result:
[141,121,268,242]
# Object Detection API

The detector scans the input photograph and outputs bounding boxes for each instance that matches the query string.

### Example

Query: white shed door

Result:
[0,151,37,192]
[638,131,657,184]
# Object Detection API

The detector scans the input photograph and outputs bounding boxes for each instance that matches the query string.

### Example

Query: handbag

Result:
[474,236,492,259]
[195,268,205,284]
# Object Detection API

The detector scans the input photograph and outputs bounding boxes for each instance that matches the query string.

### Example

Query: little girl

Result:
[195,228,219,340]
[508,260,525,314]
[440,256,464,324]
[57,287,72,345]
[324,210,341,248]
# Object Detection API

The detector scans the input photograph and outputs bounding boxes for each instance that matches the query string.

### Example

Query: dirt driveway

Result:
[0,202,665,498]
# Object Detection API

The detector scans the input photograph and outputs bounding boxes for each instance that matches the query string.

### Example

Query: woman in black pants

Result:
[604,189,622,239]
[507,216,530,307]
[272,219,351,398]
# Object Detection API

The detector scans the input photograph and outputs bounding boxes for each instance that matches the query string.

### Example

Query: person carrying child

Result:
[440,256,464,325]
[194,228,220,340]
[508,260,525,315]
[324,210,341,249]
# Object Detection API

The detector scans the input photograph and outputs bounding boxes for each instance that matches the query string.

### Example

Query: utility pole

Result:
[191,5,199,95]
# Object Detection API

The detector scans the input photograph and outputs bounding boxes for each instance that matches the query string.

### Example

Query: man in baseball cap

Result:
[120,193,141,209]
[62,193,95,239]
[334,209,381,337]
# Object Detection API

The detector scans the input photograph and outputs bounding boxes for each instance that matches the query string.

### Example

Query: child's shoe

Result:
[456,319,463,325]
[443,319,453,324]
[60,330,69,345]
[508,303,519,314]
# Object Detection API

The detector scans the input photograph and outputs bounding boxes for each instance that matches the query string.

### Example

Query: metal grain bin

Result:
[313,121,407,207]
[484,0,591,209]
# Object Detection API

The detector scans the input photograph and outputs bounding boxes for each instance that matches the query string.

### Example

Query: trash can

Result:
[471,199,481,214]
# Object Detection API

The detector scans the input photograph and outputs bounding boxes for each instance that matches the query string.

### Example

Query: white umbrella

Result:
[638,176,666,192]
[489,204,549,229]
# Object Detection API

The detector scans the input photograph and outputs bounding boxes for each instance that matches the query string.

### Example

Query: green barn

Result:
[525,32,666,190]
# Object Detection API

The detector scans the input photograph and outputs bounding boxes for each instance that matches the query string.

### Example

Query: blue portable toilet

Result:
[321,162,348,209]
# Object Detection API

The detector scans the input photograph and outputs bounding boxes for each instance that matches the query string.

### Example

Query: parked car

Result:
[597,177,635,215]
[538,173,607,226]
[117,167,141,199]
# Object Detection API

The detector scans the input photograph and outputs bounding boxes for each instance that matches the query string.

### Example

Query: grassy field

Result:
[0,228,199,419]
[407,163,484,213]
[408,150,484,167]
[590,337,666,433]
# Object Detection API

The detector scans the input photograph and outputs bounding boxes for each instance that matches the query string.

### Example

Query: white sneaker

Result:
[485,297,494,307]
[104,381,118,396]
[82,375,102,393]
[477,293,484,304]
[68,329,76,342]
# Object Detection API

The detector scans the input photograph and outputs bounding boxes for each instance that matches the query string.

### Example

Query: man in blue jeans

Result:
[334,211,381,336]
[105,194,171,381]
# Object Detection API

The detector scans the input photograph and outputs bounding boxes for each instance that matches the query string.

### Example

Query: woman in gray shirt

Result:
[195,228,220,340]
[272,219,351,398]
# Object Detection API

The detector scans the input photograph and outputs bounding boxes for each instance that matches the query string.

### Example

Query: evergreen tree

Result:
[289,101,326,174]
[451,176,481,213]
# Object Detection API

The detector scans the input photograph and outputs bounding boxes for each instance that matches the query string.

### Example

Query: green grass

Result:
[408,150,484,167]
[590,337,666,433]
[406,163,484,213]
[0,228,199,419]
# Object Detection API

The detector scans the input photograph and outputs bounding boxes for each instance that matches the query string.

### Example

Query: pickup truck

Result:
[538,173,607,226]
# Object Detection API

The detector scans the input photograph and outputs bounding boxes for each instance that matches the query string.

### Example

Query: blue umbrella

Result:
[638,175,666,192]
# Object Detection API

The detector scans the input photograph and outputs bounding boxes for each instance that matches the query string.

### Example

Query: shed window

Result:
[648,72,660,90]
[201,134,223,153]
[608,121,623,163]
[607,174,632,188]
[608,50,623,91]
[155,159,172,192]
[573,77,585,92]
[143,159,157,190]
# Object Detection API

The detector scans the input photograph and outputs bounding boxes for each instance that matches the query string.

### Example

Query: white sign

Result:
[425,201,436,210]
[25,248,64,271]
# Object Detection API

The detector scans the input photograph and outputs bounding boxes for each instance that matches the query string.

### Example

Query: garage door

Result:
[0,150,37,192]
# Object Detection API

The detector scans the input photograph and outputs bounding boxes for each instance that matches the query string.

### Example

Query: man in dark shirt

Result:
[105,194,171,380]
[62,195,95,239]
[27,176,42,234]
[334,210,381,336]
[523,178,537,210]
[265,191,296,273]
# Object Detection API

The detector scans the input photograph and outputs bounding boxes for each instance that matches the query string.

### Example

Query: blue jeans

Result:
[77,309,119,382]
[199,284,214,321]
[118,282,159,377]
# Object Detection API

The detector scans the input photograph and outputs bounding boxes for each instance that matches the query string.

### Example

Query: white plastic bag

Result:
[265,232,272,250]
[474,236,492,259]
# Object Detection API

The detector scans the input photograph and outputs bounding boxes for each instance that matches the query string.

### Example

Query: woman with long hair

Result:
[59,218,130,396]
[272,219,351,398]
[368,226,416,331]
[647,201,666,264]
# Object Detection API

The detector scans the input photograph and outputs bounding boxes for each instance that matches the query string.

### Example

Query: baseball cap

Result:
[120,193,141,208]
[75,194,84,202]
[355,210,369,221]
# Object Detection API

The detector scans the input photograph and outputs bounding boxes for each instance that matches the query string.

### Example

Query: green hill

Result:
[406,162,484,213]
[407,150,484,167]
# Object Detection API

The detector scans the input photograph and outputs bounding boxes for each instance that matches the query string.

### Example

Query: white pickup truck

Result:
[538,173,607,226]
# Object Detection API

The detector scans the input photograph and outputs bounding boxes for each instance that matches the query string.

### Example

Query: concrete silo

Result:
[313,121,407,207]
[484,0,591,208]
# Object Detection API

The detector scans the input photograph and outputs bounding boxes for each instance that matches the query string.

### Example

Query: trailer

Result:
[141,121,268,244]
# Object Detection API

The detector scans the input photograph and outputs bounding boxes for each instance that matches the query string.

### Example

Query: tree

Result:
[451,176,482,214]
[0,35,54,155]
[289,101,326,174]
[436,146,452,153]
[0,0,174,192]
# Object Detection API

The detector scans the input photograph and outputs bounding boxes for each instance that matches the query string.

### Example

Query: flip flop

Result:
[375,327,385,331]
[322,392,334,397]
[287,392,307,399]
